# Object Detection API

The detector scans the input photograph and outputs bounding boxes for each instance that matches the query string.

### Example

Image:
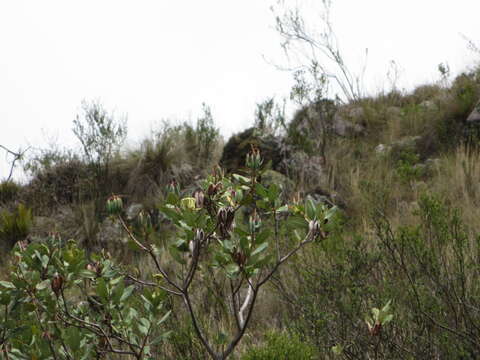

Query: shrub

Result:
[0,180,20,204]
[108,149,337,359]
[0,203,32,249]
[184,103,221,166]
[242,331,317,360]
[0,235,171,359]
[24,156,93,213]
[0,149,337,360]
[73,99,127,169]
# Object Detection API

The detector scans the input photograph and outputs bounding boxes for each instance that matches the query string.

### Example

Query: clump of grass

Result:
[0,203,32,250]
[241,331,317,360]
[0,181,20,204]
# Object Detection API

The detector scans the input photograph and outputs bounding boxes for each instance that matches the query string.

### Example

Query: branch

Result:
[238,280,254,328]
[0,145,29,182]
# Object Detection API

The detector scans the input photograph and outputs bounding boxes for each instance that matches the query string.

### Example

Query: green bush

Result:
[242,332,317,360]
[0,235,170,359]
[0,203,32,249]
[0,180,20,204]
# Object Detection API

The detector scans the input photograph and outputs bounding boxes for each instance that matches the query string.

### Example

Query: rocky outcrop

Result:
[220,127,286,173]
[332,106,366,136]
[466,100,480,123]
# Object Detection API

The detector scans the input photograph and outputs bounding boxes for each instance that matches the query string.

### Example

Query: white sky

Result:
[1,0,480,180]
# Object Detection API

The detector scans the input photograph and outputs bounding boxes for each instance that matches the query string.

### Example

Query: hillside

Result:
[1,66,480,359]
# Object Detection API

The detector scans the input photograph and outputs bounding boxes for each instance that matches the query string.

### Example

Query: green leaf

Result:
[239,236,250,253]
[0,281,15,289]
[383,314,394,325]
[35,280,50,291]
[267,184,280,201]
[139,318,150,329]
[255,229,271,245]
[233,174,251,183]
[305,199,316,220]
[157,310,171,326]
[255,183,268,198]
[225,263,240,278]
[151,331,171,345]
[96,278,108,301]
[120,285,135,303]
[251,242,268,257]
[222,239,234,252]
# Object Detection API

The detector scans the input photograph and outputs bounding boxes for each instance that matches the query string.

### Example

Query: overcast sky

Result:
[1,0,480,180]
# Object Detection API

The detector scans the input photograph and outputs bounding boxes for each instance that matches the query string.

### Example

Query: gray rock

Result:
[386,106,402,118]
[393,136,422,150]
[375,144,391,155]
[467,101,480,123]
[282,151,327,188]
[420,100,437,111]
[332,106,366,136]
[126,203,143,220]
[306,188,346,209]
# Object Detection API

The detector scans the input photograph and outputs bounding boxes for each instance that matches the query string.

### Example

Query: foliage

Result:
[0,203,32,249]
[395,150,423,183]
[73,99,127,168]
[184,103,221,165]
[0,181,20,205]
[241,331,317,360]
[253,97,287,137]
[272,0,366,103]
[0,235,170,359]
[106,148,336,359]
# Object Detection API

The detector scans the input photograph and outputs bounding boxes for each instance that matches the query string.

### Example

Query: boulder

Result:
[375,144,391,155]
[281,151,327,189]
[126,203,143,220]
[305,187,346,209]
[220,127,286,173]
[287,99,337,153]
[332,106,366,136]
[467,101,480,123]
[419,100,437,111]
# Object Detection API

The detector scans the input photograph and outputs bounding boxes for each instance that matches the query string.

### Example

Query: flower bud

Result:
[51,273,64,296]
[106,195,123,216]
[86,262,102,277]
[194,189,205,209]
[232,250,247,267]
[207,183,217,196]
[308,220,320,238]
[249,211,262,233]
[166,179,179,194]
[138,210,152,230]
[246,146,263,169]
[180,197,196,211]
[218,206,235,238]
[195,228,205,243]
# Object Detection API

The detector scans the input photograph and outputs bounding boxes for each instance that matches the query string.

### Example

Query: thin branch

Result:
[0,145,29,182]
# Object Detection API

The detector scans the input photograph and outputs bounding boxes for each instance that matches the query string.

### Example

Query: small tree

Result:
[73,100,127,206]
[73,99,127,176]
[108,148,337,359]
[254,97,287,137]
[272,0,367,103]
